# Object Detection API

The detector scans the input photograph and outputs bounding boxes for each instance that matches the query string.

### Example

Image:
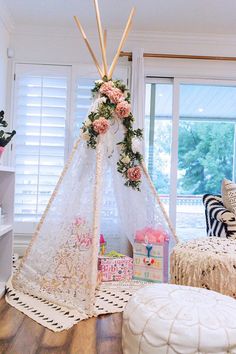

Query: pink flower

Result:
[115,101,131,118]
[99,81,114,96]
[100,82,124,104]
[108,88,124,104]
[92,117,109,135]
[127,166,141,181]
[0,146,4,157]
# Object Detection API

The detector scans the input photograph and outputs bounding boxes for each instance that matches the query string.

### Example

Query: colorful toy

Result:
[133,227,169,283]
[99,234,107,255]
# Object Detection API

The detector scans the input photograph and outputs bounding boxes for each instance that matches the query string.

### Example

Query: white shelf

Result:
[0,169,15,298]
[0,224,13,238]
[0,166,15,173]
[0,281,6,298]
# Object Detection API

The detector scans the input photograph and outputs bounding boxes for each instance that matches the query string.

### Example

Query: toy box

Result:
[98,254,133,282]
[133,227,169,283]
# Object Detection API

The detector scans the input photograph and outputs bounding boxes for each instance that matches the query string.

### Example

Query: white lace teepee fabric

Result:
[6,275,148,331]
[13,135,103,312]
[10,91,177,331]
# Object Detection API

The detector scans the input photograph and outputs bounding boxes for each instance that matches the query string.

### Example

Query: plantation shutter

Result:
[75,77,94,139]
[13,64,71,223]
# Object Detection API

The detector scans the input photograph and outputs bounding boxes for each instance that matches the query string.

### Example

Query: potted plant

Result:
[0,110,16,159]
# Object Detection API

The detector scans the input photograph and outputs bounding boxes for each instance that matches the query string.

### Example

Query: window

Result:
[75,78,94,140]
[13,64,71,223]
[145,80,172,212]
[12,63,129,231]
[145,79,236,241]
[177,84,236,240]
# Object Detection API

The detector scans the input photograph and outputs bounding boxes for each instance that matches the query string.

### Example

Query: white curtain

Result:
[131,48,145,154]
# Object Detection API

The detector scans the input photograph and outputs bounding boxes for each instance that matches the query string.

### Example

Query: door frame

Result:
[145,76,236,231]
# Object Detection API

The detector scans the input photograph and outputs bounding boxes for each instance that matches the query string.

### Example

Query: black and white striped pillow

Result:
[203,194,236,238]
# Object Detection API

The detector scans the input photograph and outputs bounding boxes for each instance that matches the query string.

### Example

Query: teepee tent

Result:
[8,0,178,331]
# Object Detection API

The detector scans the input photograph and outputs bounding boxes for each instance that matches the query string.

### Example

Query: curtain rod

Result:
[120,51,236,62]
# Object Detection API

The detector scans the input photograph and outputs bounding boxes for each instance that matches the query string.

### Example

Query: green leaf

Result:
[85,78,144,191]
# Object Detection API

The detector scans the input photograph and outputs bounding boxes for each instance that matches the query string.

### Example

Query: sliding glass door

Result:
[145,79,172,213]
[145,79,236,241]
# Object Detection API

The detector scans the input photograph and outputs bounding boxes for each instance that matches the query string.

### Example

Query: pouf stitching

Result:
[139,305,173,354]
[214,309,230,351]
[127,300,170,335]
[166,306,185,353]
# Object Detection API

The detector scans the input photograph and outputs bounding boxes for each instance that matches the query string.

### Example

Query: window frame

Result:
[10,62,130,235]
[145,76,236,231]
[12,63,72,234]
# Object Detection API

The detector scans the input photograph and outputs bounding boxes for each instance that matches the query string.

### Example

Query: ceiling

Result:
[3,0,236,35]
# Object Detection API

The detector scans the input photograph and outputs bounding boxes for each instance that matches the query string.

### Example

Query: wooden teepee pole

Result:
[141,162,179,244]
[104,29,107,50]
[89,136,104,313]
[74,16,104,78]
[94,0,108,77]
[103,29,107,74]
[108,7,135,79]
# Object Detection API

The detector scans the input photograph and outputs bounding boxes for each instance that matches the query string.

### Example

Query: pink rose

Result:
[99,81,114,96]
[127,166,141,181]
[108,88,124,104]
[115,101,131,118]
[92,117,109,135]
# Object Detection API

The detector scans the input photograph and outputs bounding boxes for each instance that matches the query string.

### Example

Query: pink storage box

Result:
[98,255,133,282]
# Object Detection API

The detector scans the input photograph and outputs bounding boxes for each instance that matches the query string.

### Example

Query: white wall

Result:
[0,20,10,109]
[0,1,13,166]
[9,26,236,61]
[9,26,236,83]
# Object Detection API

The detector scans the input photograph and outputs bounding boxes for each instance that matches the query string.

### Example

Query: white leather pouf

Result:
[122,283,236,354]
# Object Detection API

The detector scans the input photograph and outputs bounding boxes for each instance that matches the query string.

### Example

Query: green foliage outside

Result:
[147,121,171,194]
[178,121,234,195]
[148,120,234,195]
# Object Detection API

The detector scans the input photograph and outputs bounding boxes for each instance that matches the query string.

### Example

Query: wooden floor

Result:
[0,297,123,354]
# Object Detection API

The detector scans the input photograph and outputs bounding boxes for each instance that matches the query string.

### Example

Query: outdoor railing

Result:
[159,194,203,206]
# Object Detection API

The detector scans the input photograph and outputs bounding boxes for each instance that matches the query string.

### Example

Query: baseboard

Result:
[14,233,32,256]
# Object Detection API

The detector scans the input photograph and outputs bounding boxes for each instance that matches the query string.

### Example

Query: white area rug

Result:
[5,279,147,331]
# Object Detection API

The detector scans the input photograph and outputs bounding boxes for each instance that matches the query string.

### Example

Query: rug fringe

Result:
[6,279,147,331]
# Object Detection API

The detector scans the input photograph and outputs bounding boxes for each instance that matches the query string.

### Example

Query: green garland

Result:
[81,77,143,191]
